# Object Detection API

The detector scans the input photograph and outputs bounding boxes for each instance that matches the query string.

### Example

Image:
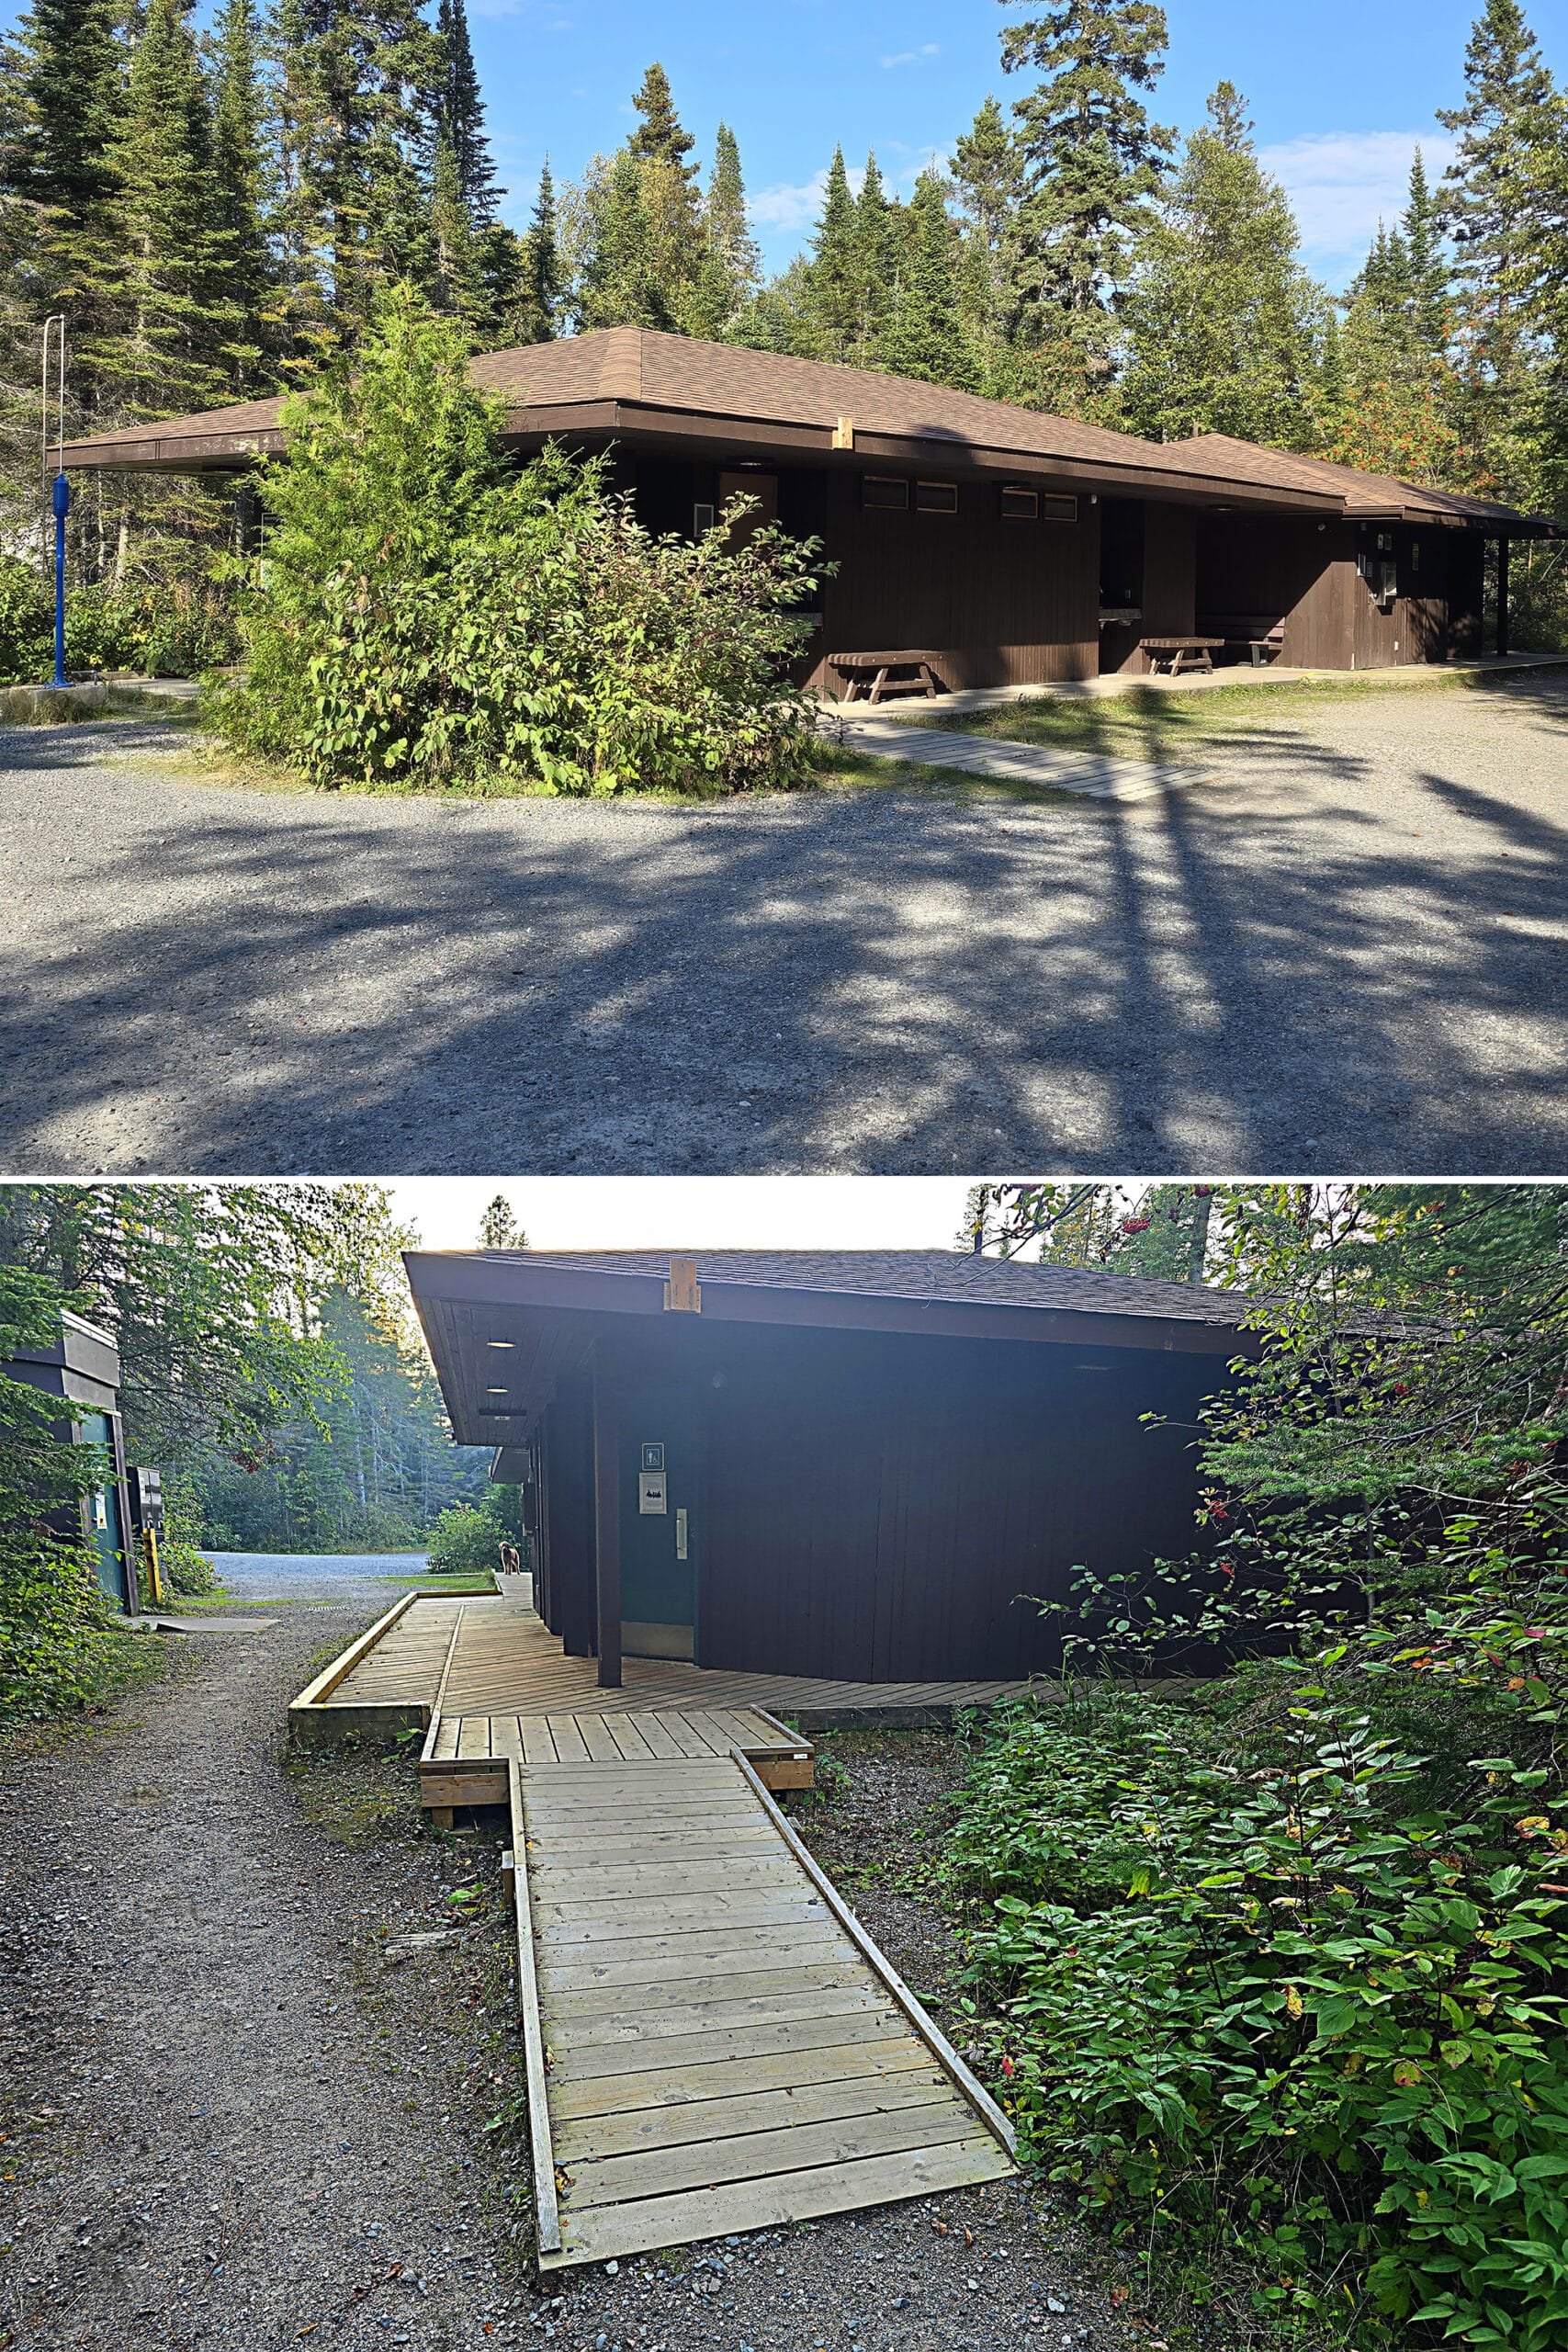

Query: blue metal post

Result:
[51,470,69,687]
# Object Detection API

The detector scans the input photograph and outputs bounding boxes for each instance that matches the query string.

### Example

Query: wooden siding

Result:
[536,1317,1224,1686]
[1103,500,1197,673]
[1197,515,1486,669]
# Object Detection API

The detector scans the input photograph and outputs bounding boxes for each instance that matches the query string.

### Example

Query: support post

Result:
[592,1370,621,1690]
[1496,535,1510,660]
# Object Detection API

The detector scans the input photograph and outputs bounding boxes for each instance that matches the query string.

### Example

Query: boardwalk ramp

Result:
[510,1752,1014,2270]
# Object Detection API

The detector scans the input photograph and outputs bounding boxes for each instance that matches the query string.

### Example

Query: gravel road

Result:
[2,673,1565,1175]
[0,1628,1165,2352]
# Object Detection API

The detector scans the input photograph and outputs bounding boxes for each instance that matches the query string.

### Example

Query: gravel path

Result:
[0,1634,1157,2352]
[2,673,1566,1174]
[207,1552,431,1606]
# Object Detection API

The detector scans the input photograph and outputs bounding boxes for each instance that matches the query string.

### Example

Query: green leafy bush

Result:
[0,555,51,684]
[425,1502,504,1574]
[64,579,238,678]
[953,1555,1568,2347]
[213,282,826,795]
[159,1532,220,1597]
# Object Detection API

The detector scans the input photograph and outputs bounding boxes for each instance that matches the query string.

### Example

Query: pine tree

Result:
[882,168,974,390]
[852,152,896,365]
[1000,0,1175,392]
[209,0,272,392]
[1121,82,1320,447]
[477,1195,525,1249]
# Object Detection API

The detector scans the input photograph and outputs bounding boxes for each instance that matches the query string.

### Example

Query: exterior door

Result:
[619,1385,698,1660]
[78,1410,129,1606]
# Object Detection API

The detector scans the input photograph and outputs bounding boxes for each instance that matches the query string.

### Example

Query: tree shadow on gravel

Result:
[1,705,1566,1174]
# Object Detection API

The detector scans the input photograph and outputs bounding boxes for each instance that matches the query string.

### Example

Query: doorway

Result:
[79,1411,129,1607]
[619,1385,698,1660]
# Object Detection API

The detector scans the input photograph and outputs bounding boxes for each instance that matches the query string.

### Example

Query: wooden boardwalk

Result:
[289,1590,1030,1747]
[513,1754,1014,2268]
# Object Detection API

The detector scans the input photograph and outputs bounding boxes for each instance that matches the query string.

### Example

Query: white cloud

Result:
[1258,128,1458,278]
[880,41,939,67]
[750,169,833,235]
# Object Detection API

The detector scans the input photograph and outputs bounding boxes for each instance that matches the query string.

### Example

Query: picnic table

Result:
[1139,636,1226,676]
[828,650,947,705]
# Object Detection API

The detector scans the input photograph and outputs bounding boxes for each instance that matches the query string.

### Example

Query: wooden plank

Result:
[543,2139,1014,2268]
[421,1770,507,1809]
[552,2065,955,2165]
[416,1611,466,1767]
[545,2035,935,2124]
[457,1714,492,1760]
[658,1713,720,1759]
[509,1758,561,2258]
[518,1717,557,1765]
[546,1958,868,2021]
[533,1892,830,1944]
[547,2008,909,2086]
[732,1755,1016,2157]
[576,1715,626,1763]
[529,1857,801,1899]
[549,1983,890,2052]
[536,1927,848,1994]
[526,1829,782,1867]
[545,1715,589,1763]
[561,2098,985,2211]
[491,1715,525,1762]
[602,1715,657,1762]
[288,1591,419,1715]
[629,1713,686,1759]
[433,1714,461,1762]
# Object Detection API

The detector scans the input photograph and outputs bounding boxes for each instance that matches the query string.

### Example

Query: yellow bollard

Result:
[142,1526,164,1609]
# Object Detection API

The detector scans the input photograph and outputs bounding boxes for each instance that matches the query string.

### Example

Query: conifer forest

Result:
[0,0,1564,650]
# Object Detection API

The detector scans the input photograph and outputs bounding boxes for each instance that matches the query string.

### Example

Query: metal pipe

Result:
[41,316,69,687]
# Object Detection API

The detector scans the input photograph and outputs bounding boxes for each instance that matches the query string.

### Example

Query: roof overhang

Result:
[63,399,1342,514]
[405,1249,1253,1453]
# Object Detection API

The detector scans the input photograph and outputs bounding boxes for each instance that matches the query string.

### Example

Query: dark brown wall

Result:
[814,466,1100,688]
[1104,500,1198,673]
[536,1315,1226,1683]
[1197,515,1487,669]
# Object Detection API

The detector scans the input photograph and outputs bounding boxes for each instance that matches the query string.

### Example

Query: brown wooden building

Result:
[406,1248,1254,1689]
[3,1308,139,1611]
[62,328,1555,684]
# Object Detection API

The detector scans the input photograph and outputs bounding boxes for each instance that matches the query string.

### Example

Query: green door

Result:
[619,1386,697,1660]
[79,1412,129,1608]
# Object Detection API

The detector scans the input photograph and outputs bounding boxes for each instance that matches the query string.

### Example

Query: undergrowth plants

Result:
[950,1538,1568,2348]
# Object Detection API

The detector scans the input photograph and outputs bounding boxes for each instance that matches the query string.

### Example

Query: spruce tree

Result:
[952,96,1025,366]
[209,0,272,392]
[103,0,234,422]
[852,152,896,364]
[804,147,859,359]
[1121,81,1320,447]
[1000,0,1174,390]
[3,0,125,367]
[1403,148,1450,354]
[433,0,497,227]
[628,62,697,185]
[697,123,760,329]
[882,168,974,390]
[509,159,561,343]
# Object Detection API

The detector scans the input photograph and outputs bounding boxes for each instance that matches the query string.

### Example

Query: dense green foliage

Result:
[215,287,825,795]
[945,1182,1568,2344]
[424,1486,528,1573]
[0,1261,120,1723]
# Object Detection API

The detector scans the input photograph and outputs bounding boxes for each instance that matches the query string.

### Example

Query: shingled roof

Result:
[1179,431,1554,532]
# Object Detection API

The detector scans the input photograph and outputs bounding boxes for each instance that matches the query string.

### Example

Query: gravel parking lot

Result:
[3,672,1565,1174]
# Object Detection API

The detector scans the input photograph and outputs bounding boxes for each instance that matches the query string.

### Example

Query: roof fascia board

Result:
[402,1251,1251,1360]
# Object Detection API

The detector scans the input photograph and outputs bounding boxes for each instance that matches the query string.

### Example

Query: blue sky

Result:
[463,0,1563,290]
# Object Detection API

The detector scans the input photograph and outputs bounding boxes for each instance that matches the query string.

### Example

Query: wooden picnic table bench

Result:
[1139,635,1226,676]
[1200,616,1287,667]
[829,650,947,705]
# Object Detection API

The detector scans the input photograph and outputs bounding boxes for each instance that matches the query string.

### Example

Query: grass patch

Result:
[287,1746,423,1848]
[0,682,205,727]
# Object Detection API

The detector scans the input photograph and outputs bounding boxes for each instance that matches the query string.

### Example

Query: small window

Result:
[1410,538,1420,572]
[692,502,716,536]
[862,474,909,511]
[914,479,958,514]
[1000,485,1079,523]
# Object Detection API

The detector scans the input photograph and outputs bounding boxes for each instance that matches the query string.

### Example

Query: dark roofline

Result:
[404,1249,1255,1359]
